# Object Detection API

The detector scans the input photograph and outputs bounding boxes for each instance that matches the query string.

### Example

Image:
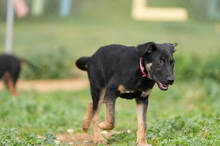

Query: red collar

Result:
[139,57,147,77]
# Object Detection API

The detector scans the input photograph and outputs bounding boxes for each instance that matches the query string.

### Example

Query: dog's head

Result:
[137,42,177,91]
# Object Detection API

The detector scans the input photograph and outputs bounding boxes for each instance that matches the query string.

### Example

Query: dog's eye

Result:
[158,59,164,65]
[170,60,175,65]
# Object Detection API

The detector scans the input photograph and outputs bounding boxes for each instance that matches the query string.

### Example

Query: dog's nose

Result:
[167,77,174,85]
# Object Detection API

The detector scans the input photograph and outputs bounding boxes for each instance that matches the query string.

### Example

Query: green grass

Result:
[1,17,219,57]
[0,80,219,145]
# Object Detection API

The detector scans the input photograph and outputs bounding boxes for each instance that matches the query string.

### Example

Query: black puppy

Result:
[0,54,35,96]
[76,42,177,145]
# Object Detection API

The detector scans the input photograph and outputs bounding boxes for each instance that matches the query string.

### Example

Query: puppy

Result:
[0,54,36,96]
[76,42,177,145]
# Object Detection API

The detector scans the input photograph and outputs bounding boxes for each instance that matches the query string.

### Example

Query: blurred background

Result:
[0,0,219,145]
[0,0,219,81]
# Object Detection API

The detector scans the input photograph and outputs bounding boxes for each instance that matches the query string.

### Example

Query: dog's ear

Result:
[136,42,156,57]
[171,42,178,53]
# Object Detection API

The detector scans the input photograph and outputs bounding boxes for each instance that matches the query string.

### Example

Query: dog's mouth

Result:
[153,76,170,91]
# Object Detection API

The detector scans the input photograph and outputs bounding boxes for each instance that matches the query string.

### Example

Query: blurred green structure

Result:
[189,0,220,20]
[0,0,220,20]
[209,0,220,20]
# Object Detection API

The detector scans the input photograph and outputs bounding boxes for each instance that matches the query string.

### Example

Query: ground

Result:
[0,78,88,92]
[0,80,219,145]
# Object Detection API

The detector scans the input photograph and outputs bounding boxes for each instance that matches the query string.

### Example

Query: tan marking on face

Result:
[145,63,152,71]
[92,87,107,144]
[145,63,152,79]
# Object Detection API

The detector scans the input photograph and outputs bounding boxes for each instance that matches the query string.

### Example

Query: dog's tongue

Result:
[153,76,169,90]
[158,82,169,90]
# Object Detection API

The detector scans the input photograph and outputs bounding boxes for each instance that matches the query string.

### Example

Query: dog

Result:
[76,42,177,145]
[0,54,36,96]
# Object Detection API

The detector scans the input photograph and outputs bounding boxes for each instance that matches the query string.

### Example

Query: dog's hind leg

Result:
[85,65,107,144]
[3,72,18,97]
[91,87,107,144]
[82,100,93,132]
[98,85,117,130]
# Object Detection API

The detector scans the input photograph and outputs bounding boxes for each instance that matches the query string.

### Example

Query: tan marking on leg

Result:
[98,100,115,130]
[4,72,18,97]
[141,89,152,98]
[82,100,93,132]
[92,88,107,144]
[136,103,151,146]
[118,85,134,94]
[136,104,146,145]
[145,89,152,96]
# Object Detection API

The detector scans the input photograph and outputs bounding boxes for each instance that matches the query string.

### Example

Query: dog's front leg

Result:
[98,88,116,130]
[136,97,151,146]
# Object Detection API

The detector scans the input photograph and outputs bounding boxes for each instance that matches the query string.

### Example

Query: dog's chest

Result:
[117,85,153,100]
[116,78,155,99]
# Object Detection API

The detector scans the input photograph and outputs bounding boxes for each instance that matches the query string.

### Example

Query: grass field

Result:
[0,80,219,145]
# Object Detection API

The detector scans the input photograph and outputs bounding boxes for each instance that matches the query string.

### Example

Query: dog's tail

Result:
[20,59,38,72]
[75,57,90,71]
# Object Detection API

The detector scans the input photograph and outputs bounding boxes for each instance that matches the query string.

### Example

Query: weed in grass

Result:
[21,46,75,79]
[0,128,57,145]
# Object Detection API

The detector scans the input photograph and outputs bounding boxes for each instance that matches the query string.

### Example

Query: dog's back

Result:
[0,54,20,78]
[76,44,139,83]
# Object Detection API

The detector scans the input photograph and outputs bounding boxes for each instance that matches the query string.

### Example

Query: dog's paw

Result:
[82,126,89,132]
[82,119,90,132]
[98,121,115,130]
[98,121,106,129]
